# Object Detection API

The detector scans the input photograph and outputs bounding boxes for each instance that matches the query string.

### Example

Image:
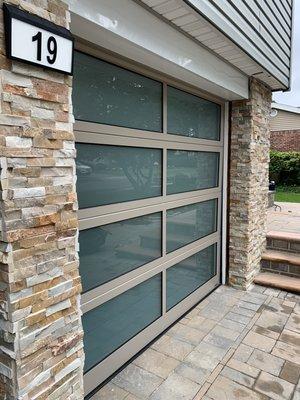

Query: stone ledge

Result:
[262,250,300,266]
[267,230,300,243]
[254,272,300,293]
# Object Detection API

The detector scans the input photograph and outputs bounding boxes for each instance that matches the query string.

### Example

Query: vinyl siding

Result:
[270,110,300,131]
[185,0,293,88]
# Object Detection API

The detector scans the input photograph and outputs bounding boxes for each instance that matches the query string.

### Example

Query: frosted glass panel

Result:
[76,143,162,208]
[168,86,221,140]
[167,244,217,310]
[167,199,217,253]
[83,274,162,372]
[79,213,161,292]
[167,150,219,194]
[73,51,163,132]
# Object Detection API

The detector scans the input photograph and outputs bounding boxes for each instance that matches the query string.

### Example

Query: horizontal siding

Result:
[185,0,293,88]
[270,110,300,131]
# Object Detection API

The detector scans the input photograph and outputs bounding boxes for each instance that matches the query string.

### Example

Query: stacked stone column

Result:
[0,1,84,399]
[228,77,272,290]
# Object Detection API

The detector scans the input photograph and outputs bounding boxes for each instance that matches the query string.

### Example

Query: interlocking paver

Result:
[226,312,252,325]
[218,317,245,333]
[238,300,261,312]
[243,331,276,352]
[151,335,194,361]
[149,373,200,400]
[279,328,300,347]
[97,285,300,400]
[256,310,288,333]
[231,305,257,318]
[168,322,206,345]
[199,306,231,322]
[221,366,255,388]
[247,349,285,375]
[175,362,209,385]
[112,364,163,399]
[91,383,129,400]
[207,375,266,400]
[242,293,267,305]
[252,324,280,340]
[272,341,300,364]
[209,325,240,341]
[233,343,254,362]
[280,361,300,384]
[293,381,300,400]
[254,371,295,400]
[133,348,180,379]
[203,332,234,351]
[184,316,216,333]
[226,358,260,378]
[285,313,300,334]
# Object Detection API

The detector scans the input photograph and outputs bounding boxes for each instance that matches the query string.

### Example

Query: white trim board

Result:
[64,0,248,100]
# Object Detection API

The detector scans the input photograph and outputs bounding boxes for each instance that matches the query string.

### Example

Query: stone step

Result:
[266,230,300,253]
[254,272,300,293]
[263,249,300,265]
[261,249,300,278]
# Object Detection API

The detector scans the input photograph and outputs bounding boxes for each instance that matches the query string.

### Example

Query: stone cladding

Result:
[229,77,272,290]
[0,1,84,399]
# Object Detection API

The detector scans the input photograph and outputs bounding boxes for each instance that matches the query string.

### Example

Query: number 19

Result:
[32,31,57,64]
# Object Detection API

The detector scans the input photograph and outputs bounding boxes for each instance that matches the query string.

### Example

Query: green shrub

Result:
[269,151,300,186]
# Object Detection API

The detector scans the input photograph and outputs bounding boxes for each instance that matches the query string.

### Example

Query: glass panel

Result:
[79,213,161,293]
[76,143,162,208]
[167,244,217,310]
[83,274,162,372]
[167,86,221,140]
[167,150,219,195]
[73,51,163,132]
[167,199,217,253]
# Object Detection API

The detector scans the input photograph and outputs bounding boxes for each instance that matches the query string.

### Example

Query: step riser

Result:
[267,237,300,254]
[261,259,300,278]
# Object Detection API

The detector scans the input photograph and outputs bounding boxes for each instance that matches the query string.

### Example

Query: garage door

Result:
[73,46,224,396]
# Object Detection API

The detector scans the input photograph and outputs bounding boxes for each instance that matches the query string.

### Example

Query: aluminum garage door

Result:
[73,44,224,396]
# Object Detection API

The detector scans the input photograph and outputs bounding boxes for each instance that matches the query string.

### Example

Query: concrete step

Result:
[261,249,300,278]
[267,230,300,254]
[254,272,300,293]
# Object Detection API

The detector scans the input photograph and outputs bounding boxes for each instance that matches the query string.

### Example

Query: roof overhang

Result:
[64,0,249,100]
[138,0,291,91]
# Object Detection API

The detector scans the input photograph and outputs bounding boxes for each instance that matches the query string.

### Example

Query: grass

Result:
[275,186,300,203]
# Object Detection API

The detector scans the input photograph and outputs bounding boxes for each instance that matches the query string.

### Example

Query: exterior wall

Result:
[0,1,84,399]
[229,77,272,290]
[186,0,292,89]
[271,130,300,152]
[270,109,300,131]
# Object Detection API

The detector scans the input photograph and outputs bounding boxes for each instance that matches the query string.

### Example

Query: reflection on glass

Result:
[167,86,221,140]
[167,150,219,194]
[76,143,162,208]
[167,244,217,310]
[167,199,217,253]
[73,51,163,132]
[83,274,162,372]
[79,213,161,292]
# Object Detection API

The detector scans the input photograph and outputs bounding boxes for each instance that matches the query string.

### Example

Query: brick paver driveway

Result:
[92,285,300,400]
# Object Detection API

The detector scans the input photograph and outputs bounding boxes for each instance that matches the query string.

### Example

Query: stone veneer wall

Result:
[228,77,272,290]
[0,1,84,399]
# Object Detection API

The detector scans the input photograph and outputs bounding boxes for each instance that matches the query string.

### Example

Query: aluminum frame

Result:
[73,43,225,396]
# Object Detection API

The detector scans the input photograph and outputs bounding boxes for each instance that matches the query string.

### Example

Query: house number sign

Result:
[3,3,74,75]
